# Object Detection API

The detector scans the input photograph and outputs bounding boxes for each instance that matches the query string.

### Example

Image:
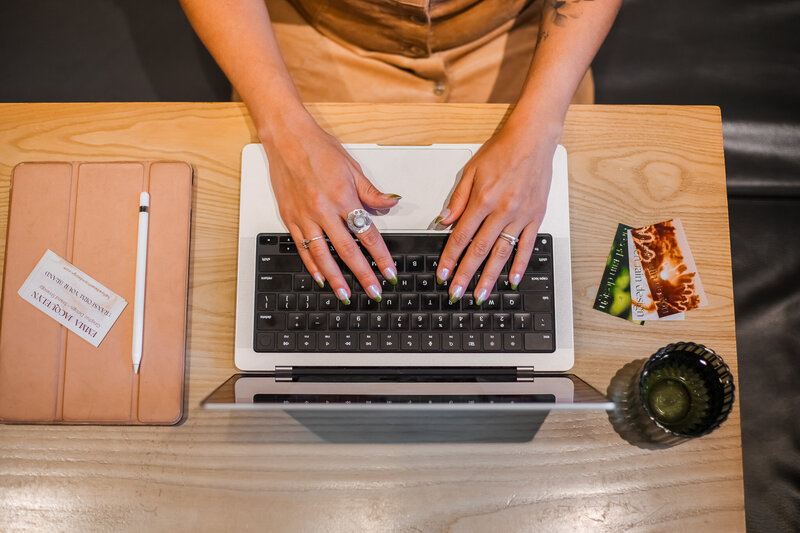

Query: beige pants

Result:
[249,0,593,104]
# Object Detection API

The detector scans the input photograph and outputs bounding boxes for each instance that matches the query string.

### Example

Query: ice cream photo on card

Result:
[629,218,708,318]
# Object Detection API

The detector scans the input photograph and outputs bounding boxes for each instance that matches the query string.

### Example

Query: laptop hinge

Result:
[275,366,293,382]
[516,366,535,381]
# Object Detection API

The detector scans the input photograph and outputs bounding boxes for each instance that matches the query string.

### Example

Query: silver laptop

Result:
[201,144,613,411]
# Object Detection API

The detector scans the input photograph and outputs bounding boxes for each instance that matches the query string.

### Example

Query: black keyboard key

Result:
[400,293,419,310]
[524,332,554,352]
[441,294,460,310]
[278,293,296,310]
[407,256,424,272]
[503,293,521,310]
[279,243,298,254]
[350,313,367,330]
[526,255,552,272]
[278,236,293,243]
[257,313,286,331]
[483,333,501,351]
[379,278,396,292]
[421,293,439,310]
[370,313,388,330]
[339,333,357,351]
[463,333,480,351]
[309,313,326,330]
[482,294,500,310]
[472,313,490,330]
[259,235,278,246]
[524,293,552,312]
[256,333,275,351]
[294,274,313,291]
[518,274,552,291]
[421,333,440,351]
[359,332,378,351]
[462,295,479,310]
[401,333,420,351]
[535,313,553,331]
[431,313,449,330]
[390,313,409,330]
[452,313,469,329]
[318,333,336,351]
[368,257,380,271]
[497,275,512,291]
[493,313,511,330]
[514,312,532,330]
[416,274,435,291]
[256,293,276,311]
[277,333,295,351]
[411,313,429,330]
[329,312,347,330]
[259,255,303,272]
[442,333,461,351]
[359,294,379,311]
[381,294,399,310]
[298,294,316,311]
[397,275,413,291]
[298,333,316,351]
[425,255,439,272]
[288,312,306,330]
[258,274,292,291]
[319,294,337,310]
[534,235,551,254]
[436,277,450,291]
[381,332,400,351]
[503,333,523,351]
[391,256,404,271]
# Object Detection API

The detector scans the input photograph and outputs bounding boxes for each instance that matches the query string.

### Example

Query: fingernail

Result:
[366,284,382,302]
[387,194,402,199]
[475,288,488,305]
[336,288,350,305]
[313,273,325,288]
[510,273,521,290]
[436,267,450,284]
[434,208,450,225]
[449,284,463,303]
[382,266,398,285]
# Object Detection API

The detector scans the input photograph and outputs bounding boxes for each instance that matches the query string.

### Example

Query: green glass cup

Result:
[626,342,735,445]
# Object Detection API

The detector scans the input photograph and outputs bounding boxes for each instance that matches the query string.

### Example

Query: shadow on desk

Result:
[217,410,549,444]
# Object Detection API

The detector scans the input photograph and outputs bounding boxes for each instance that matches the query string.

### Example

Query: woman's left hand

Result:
[435,116,561,304]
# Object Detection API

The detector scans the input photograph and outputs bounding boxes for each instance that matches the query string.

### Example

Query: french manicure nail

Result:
[387,194,402,199]
[382,266,398,285]
[313,273,325,288]
[510,273,521,290]
[434,208,450,225]
[449,284,464,303]
[336,288,350,305]
[475,288,488,305]
[437,267,450,284]
[367,284,382,302]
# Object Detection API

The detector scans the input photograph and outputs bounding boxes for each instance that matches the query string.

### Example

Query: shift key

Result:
[259,255,303,272]
[258,274,292,291]
[524,332,554,352]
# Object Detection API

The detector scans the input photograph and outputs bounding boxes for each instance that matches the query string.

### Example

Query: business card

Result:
[593,223,643,324]
[628,229,684,321]
[18,250,128,346]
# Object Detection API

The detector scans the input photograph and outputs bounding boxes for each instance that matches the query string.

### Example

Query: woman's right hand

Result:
[261,114,400,305]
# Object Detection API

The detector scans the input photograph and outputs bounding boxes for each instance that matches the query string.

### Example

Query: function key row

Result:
[255,331,554,353]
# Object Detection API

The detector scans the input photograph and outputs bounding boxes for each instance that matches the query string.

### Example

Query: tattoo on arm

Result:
[547,0,594,27]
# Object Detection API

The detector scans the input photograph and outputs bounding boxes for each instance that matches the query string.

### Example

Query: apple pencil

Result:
[132,192,150,374]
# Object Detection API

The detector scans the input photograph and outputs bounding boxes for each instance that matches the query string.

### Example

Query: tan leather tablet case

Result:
[0,161,192,425]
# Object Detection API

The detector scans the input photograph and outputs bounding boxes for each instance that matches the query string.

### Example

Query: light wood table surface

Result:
[0,103,744,531]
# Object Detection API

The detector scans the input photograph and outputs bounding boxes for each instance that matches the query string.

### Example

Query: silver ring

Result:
[498,232,518,247]
[301,235,326,249]
[346,209,372,234]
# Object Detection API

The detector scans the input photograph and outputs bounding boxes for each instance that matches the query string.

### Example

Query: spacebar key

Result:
[524,332,554,352]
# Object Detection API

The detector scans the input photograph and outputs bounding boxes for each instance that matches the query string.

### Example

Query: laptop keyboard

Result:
[253,233,555,353]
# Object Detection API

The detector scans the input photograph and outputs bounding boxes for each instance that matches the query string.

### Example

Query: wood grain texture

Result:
[0,103,744,532]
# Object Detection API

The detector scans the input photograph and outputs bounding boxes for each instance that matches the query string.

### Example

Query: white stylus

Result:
[132,192,150,374]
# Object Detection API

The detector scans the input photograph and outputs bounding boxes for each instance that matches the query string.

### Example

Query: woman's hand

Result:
[435,116,561,303]
[262,115,400,304]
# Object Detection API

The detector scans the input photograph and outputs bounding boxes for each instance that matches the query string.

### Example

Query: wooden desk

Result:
[0,104,744,531]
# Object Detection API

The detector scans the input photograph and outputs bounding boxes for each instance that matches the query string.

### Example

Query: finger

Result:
[474,226,522,304]
[301,222,351,305]
[436,200,488,289]
[355,223,398,286]
[352,165,402,210]
[437,166,474,227]
[286,223,325,288]
[447,212,508,302]
[509,224,540,289]
[326,215,383,302]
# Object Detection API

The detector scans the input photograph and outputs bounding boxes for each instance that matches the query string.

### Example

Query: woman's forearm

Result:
[179,0,313,143]
[508,0,622,136]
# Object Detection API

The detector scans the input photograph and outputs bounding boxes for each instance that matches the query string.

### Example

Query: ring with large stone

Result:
[346,209,373,234]
[498,232,518,247]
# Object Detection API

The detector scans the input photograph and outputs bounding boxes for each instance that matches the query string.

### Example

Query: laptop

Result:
[201,143,613,411]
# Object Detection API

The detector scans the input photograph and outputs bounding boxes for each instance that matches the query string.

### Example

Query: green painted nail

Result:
[372,295,382,303]
[388,194,402,199]
[510,283,518,290]
[389,277,398,286]
[448,295,461,304]
[434,216,444,224]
